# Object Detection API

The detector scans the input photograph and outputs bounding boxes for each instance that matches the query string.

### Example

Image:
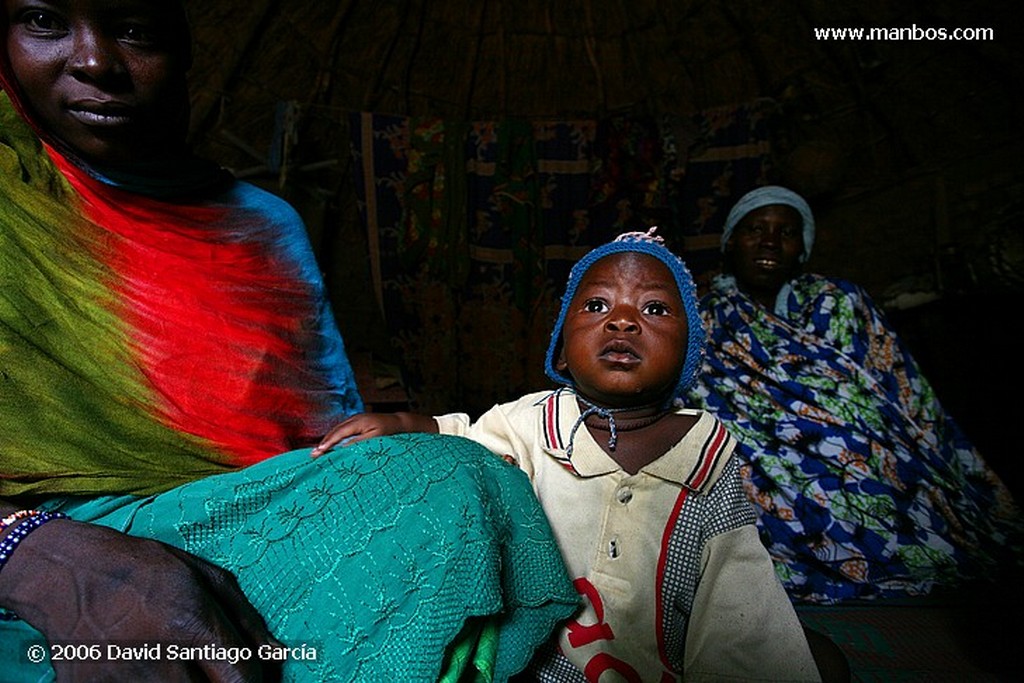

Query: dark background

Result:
[179,0,1023,497]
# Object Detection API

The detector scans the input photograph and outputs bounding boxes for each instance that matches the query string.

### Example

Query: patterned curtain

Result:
[348,100,776,416]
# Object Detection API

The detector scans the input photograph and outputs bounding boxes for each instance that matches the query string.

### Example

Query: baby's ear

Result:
[556,346,568,372]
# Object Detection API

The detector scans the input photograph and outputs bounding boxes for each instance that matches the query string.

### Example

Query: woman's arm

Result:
[0,499,281,681]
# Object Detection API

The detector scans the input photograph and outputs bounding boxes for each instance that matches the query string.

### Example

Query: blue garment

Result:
[689,273,1024,603]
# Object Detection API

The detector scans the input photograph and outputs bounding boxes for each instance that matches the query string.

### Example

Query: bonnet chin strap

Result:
[566,400,620,459]
[564,393,672,460]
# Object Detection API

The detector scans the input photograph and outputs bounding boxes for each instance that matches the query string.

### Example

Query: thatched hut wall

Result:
[180,0,1023,491]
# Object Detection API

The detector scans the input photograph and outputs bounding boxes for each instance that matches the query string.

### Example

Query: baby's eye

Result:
[583,299,608,313]
[643,301,669,316]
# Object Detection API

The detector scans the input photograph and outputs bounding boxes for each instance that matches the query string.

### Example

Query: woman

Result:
[688,185,1023,604]
[0,1,575,680]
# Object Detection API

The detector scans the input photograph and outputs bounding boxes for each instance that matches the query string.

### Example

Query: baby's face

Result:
[557,252,687,408]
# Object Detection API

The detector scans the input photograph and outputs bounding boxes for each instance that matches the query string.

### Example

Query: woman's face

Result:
[4,0,190,165]
[725,204,804,307]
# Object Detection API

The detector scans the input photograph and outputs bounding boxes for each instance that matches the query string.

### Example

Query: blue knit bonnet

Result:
[721,186,816,263]
[544,228,706,401]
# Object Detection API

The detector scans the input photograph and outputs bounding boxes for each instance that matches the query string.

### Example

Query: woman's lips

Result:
[67,103,135,127]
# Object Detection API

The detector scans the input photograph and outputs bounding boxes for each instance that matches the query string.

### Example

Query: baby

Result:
[315,229,822,681]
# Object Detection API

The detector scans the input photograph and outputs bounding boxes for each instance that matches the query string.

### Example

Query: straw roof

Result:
[179,0,1022,455]
[183,0,1020,192]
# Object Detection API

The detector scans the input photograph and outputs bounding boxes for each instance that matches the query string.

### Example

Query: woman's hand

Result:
[0,519,282,682]
[311,412,438,456]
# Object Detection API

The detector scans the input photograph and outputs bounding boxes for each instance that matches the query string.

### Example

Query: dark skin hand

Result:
[0,512,282,682]
[311,412,438,456]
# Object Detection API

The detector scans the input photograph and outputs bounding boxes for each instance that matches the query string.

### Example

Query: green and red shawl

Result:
[0,88,362,497]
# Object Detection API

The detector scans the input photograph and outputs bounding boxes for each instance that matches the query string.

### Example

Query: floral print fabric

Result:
[689,273,1023,603]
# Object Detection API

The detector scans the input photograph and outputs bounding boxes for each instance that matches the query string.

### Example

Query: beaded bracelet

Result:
[0,510,68,621]
[0,509,41,533]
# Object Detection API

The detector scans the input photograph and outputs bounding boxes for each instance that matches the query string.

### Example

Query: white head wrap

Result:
[721,186,815,262]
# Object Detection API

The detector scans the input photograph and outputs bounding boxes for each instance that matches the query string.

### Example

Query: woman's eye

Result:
[21,10,66,33]
[119,23,161,46]
[583,299,608,313]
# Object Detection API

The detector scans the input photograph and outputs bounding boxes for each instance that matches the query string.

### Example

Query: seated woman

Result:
[687,185,1023,603]
[0,1,575,680]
